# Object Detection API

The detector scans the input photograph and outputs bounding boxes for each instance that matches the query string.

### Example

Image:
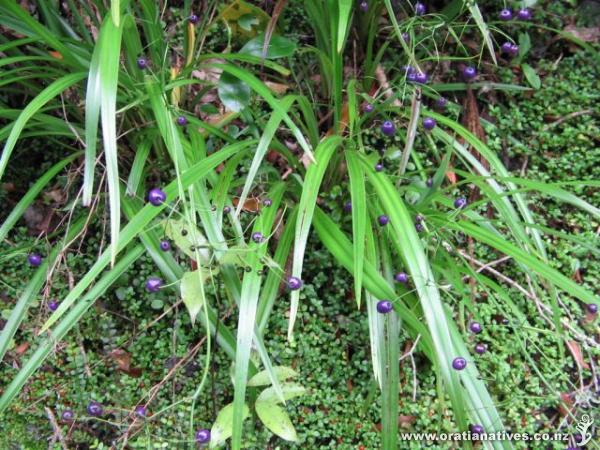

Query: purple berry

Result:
[375,163,384,172]
[287,276,303,290]
[588,303,598,314]
[414,72,428,84]
[415,222,424,232]
[452,357,467,370]
[381,121,396,136]
[159,240,171,251]
[508,44,519,57]
[87,401,103,417]
[471,424,484,434]
[363,103,374,113]
[135,405,147,417]
[377,215,389,226]
[501,42,519,57]
[454,197,467,209]
[403,65,415,76]
[262,198,272,207]
[469,322,482,334]
[394,272,408,284]
[195,428,211,443]
[474,343,487,355]
[462,66,477,81]
[426,177,433,188]
[145,277,163,293]
[517,8,531,20]
[415,2,426,16]
[61,409,74,421]
[177,116,187,126]
[148,188,166,206]
[435,97,447,110]
[28,253,42,267]
[48,300,59,312]
[359,1,368,12]
[188,14,199,24]
[423,117,436,130]
[223,206,231,214]
[252,232,264,243]
[402,32,410,43]
[376,300,393,314]
[137,57,147,69]
[344,201,352,213]
[499,8,512,21]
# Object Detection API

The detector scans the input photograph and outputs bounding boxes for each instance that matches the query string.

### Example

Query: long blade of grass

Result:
[97,15,123,266]
[288,136,341,340]
[345,150,366,307]
[0,72,86,182]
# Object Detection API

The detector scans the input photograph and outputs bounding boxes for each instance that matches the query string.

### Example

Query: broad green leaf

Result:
[257,382,306,403]
[248,366,298,387]
[180,270,210,324]
[219,0,270,37]
[255,401,298,442]
[240,34,297,59]
[522,63,541,89]
[164,219,212,263]
[218,72,252,112]
[209,402,250,449]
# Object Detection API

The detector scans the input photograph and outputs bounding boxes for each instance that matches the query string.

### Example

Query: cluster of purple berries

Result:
[499,8,532,21]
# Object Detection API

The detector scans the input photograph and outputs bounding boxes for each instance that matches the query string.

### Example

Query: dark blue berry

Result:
[159,240,171,251]
[435,97,447,110]
[426,178,433,188]
[462,66,477,81]
[137,57,147,69]
[415,222,424,232]
[135,405,147,417]
[499,8,512,21]
[252,232,264,243]
[61,409,74,421]
[469,322,482,334]
[452,357,467,370]
[378,215,389,226]
[381,121,396,136]
[287,276,303,290]
[28,253,42,267]
[588,303,598,314]
[394,272,408,283]
[145,277,163,293]
[414,72,428,84]
[471,424,484,434]
[148,188,166,206]
[223,206,231,214]
[415,2,426,16]
[87,401,103,417]
[177,116,187,126]
[517,8,531,20]
[474,343,487,354]
[359,1,368,12]
[454,197,467,209]
[363,103,374,113]
[375,163,384,172]
[423,117,436,130]
[189,14,199,24]
[376,300,393,314]
[48,300,59,312]
[344,201,352,213]
[196,429,211,443]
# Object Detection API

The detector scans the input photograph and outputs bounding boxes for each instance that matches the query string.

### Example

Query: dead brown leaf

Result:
[566,340,590,370]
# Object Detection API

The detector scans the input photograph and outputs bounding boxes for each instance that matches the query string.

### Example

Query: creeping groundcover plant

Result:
[0,0,598,448]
